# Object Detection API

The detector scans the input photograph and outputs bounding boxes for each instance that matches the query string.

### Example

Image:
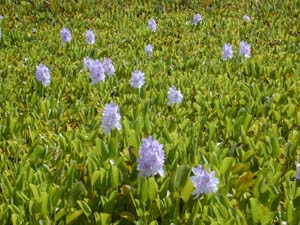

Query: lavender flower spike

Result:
[168,85,183,105]
[145,44,154,57]
[86,29,95,44]
[35,64,51,86]
[101,103,121,134]
[131,70,145,88]
[193,13,202,25]
[89,59,105,84]
[190,165,219,199]
[222,43,233,61]
[103,57,115,76]
[296,163,300,180]
[137,136,165,177]
[239,41,251,58]
[60,27,72,43]
[83,57,94,71]
[148,19,157,32]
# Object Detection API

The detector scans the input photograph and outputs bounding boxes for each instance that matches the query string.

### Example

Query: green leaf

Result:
[267,136,280,157]
[108,137,118,158]
[77,200,92,217]
[41,191,49,214]
[29,145,45,163]
[66,210,83,224]
[138,176,148,203]
[250,198,260,224]
[126,129,140,148]
[109,166,122,188]
[220,157,235,178]
[29,184,40,200]
[181,179,194,203]
[175,165,190,190]
[148,177,158,201]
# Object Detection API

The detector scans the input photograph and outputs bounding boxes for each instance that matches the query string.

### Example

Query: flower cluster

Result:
[222,44,233,60]
[101,103,121,134]
[137,136,165,177]
[89,59,105,84]
[222,41,251,60]
[131,70,145,89]
[240,41,251,58]
[148,19,157,32]
[103,57,115,76]
[83,57,115,83]
[83,57,94,71]
[35,64,51,86]
[145,44,154,57]
[190,165,219,199]
[60,27,72,43]
[168,86,183,105]
[86,29,95,44]
[193,13,202,25]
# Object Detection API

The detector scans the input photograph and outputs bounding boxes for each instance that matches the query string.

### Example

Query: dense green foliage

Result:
[1,0,300,224]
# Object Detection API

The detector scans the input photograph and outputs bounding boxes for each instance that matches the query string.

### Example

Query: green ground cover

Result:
[0,0,300,224]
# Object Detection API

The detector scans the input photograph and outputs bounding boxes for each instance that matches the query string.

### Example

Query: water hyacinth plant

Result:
[222,43,233,60]
[83,57,94,71]
[144,44,153,57]
[190,165,219,199]
[101,103,121,134]
[137,136,165,177]
[60,27,72,43]
[1,1,300,225]
[35,63,51,86]
[102,57,115,76]
[86,29,95,44]
[89,59,105,84]
[148,18,157,32]
[130,70,145,88]
[193,13,202,25]
[240,41,251,58]
[167,85,183,105]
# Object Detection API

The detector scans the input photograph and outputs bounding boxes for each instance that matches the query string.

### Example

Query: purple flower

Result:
[35,64,51,86]
[222,44,233,60]
[193,13,202,25]
[60,27,72,43]
[148,19,157,32]
[239,41,251,58]
[86,29,95,44]
[145,44,154,57]
[190,165,219,198]
[137,136,165,177]
[83,57,94,71]
[296,163,300,180]
[101,103,121,134]
[168,85,183,105]
[0,15,3,20]
[103,57,115,76]
[89,59,105,84]
[243,15,251,22]
[131,70,145,88]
